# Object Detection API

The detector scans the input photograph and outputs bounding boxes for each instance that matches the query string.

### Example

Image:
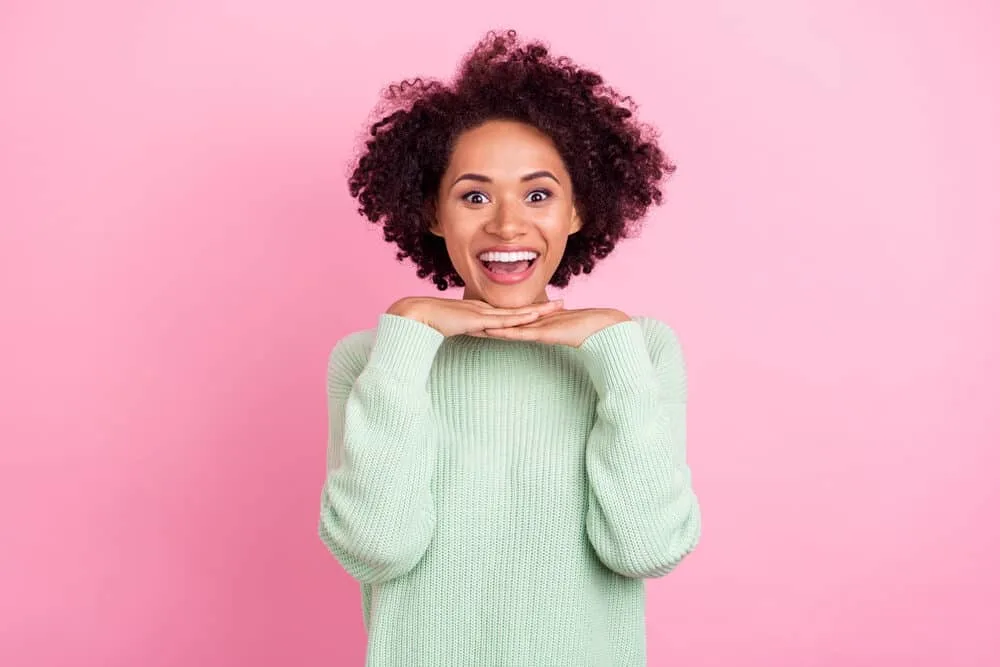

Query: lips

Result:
[476,246,540,285]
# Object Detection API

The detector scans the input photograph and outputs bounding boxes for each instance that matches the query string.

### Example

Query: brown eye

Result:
[526,189,551,203]
[463,191,489,205]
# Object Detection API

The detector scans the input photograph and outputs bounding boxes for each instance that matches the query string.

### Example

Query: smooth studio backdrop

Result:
[2,0,998,665]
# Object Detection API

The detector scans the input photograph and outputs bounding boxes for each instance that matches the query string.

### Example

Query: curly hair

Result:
[348,30,675,290]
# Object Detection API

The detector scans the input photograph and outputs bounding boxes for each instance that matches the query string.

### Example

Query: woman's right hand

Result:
[387,297,563,338]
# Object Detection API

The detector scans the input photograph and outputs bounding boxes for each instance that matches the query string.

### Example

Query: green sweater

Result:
[319,313,701,666]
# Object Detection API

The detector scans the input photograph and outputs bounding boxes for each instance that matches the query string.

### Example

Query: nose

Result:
[485,200,527,240]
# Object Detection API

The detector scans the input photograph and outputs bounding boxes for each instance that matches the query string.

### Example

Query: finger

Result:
[477,311,545,329]
[488,313,540,331]
[538,299,564,311]
[538,299,564,313]
[477,300,563,317]
[491,319,548,330]
[483,324,551,341]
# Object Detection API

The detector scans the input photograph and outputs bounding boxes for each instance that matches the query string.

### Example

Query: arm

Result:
[577,317,701,578]
[318,314,443,584]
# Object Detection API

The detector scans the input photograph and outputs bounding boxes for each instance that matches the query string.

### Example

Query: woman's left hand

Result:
[483,308,630,348]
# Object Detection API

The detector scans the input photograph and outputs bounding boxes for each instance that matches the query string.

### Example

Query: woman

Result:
[319,30,701,666]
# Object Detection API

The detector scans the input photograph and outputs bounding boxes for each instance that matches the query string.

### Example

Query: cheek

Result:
[538,213,576,256]
[438,220,478,274]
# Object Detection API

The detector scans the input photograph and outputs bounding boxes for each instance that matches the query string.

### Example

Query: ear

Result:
[425,200,444,237]
[568,203,583,235]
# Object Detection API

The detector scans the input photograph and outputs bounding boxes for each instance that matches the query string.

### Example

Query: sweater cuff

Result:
[366,314,444,383]
[577,320,656,396]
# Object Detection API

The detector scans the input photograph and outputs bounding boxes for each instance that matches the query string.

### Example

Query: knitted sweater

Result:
[318,313,701,666]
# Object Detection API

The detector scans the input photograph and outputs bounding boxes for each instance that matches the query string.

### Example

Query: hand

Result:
[387,297,564,338]
[482,308,631,348]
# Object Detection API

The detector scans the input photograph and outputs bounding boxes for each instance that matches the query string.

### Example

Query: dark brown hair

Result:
[349,30,675,290]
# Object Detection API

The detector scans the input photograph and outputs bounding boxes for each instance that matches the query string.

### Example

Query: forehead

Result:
[446,120,567,174]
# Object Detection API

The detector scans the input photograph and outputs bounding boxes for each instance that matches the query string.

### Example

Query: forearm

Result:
[579,320,702,578]
[319,315,444,584]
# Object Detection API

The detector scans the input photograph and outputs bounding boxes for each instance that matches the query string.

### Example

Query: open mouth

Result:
[477,250,539,284]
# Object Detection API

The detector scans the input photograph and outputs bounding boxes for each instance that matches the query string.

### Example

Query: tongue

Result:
[486,260,531,274]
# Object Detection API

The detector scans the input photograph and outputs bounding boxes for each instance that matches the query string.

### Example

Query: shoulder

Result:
[326,327,376,395]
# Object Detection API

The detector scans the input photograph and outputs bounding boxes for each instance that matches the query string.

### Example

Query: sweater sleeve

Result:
[318,314,444,584]
[576,317,701,578]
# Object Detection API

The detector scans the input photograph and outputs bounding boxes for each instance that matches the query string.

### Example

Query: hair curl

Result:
[348,30,675,290]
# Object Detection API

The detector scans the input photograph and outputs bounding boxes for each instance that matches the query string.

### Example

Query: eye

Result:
[526,189,551,203]
[462,191,490,205]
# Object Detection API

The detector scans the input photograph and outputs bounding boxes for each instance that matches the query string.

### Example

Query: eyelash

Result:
[462,189,552,205]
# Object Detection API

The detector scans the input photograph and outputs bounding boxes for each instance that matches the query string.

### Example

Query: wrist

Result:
[369,313,445,381]
[603,309,631,326]
[387,297,423,321]
[588,310,630,339]
[578,320,654,395]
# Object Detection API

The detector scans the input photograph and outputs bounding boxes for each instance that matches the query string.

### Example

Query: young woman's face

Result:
[430,119,581,309]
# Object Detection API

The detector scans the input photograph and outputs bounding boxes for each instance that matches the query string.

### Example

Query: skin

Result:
[430,119,581,309]
[390,119,629,347]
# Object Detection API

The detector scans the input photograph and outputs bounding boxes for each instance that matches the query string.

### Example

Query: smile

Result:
[476,249,539,285]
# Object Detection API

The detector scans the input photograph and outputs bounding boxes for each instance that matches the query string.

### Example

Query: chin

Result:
[485,294,534,309]
[470,284,547,310]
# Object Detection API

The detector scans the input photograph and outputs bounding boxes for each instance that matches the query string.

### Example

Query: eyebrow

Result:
[451,170,561,188]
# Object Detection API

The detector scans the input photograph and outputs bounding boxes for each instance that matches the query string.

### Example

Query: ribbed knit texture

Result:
[319,313,701,666]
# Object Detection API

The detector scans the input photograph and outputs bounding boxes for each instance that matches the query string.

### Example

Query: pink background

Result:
[2,0,998,665]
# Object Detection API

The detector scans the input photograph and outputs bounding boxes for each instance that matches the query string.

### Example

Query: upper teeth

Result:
[479,251,539,262]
